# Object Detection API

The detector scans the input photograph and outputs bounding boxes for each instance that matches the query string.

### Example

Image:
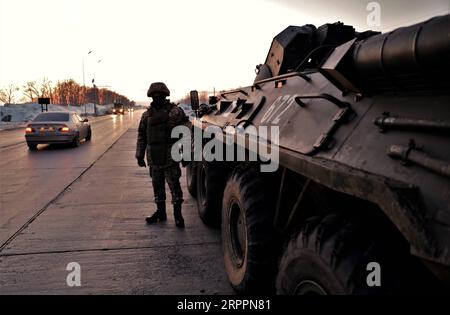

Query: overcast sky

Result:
[0,0,448,102]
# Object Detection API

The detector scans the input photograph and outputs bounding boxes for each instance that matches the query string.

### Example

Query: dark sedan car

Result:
[25,112,92,150]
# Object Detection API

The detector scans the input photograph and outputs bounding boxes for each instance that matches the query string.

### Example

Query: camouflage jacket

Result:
[136,101,188,164]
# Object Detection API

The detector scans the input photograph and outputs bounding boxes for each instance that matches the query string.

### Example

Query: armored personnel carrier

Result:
[186,15,450,294]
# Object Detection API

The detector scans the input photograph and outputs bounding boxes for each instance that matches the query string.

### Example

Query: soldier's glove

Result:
[137,158,147,168]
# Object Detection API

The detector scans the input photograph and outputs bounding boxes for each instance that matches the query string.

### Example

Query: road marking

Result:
[0,141,24,149]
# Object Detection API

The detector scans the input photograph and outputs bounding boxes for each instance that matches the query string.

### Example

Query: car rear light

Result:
[25,127,34,133]
[59,127,70,132]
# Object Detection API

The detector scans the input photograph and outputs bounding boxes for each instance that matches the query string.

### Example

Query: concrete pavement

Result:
[0,122,232,294]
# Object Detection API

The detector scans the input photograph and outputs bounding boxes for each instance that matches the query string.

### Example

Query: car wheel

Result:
[72,135,80,147]
[86,128,92,141]
[27,143,38,150]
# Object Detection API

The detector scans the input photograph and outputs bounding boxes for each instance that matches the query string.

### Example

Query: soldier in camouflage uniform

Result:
[136,82,187,228]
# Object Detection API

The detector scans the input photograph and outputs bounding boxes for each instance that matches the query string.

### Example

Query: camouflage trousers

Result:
[150,162,183,205]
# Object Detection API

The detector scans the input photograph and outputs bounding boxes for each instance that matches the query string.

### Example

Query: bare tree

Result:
[0,84,19,104]
[199,91,210,104]
[17,78,133,107]
[177,90,213,105]
[39,77,53,100]
[22,81,40,102]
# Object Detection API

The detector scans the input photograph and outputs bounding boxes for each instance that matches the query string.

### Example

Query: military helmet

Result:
[147,82,170,97]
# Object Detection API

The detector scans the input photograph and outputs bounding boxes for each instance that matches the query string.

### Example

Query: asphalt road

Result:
[0,115,112,149]
[0,113,139,248]
[0,110,232,294]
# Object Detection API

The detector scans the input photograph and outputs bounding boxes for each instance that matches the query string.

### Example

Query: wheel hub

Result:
[294,280,328,295]
[228,199,247,268]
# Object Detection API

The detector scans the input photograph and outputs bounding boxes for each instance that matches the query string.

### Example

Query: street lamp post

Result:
[82,50,92,116]
[83,52,103,117]
[92,59,102,116]
[92,79,97,116]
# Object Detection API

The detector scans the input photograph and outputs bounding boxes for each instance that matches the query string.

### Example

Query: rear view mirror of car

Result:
[190,90,199,111]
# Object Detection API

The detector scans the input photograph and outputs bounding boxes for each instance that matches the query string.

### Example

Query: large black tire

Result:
[196,161,227,227]
[27,143,38,150]
[276,215,425,295]
[85,128,92,141]
[222,164,278,294]
[186,161,198,197]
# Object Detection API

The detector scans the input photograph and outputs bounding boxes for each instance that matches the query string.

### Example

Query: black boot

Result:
[174,203,185,228]
[146,202,167,224]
